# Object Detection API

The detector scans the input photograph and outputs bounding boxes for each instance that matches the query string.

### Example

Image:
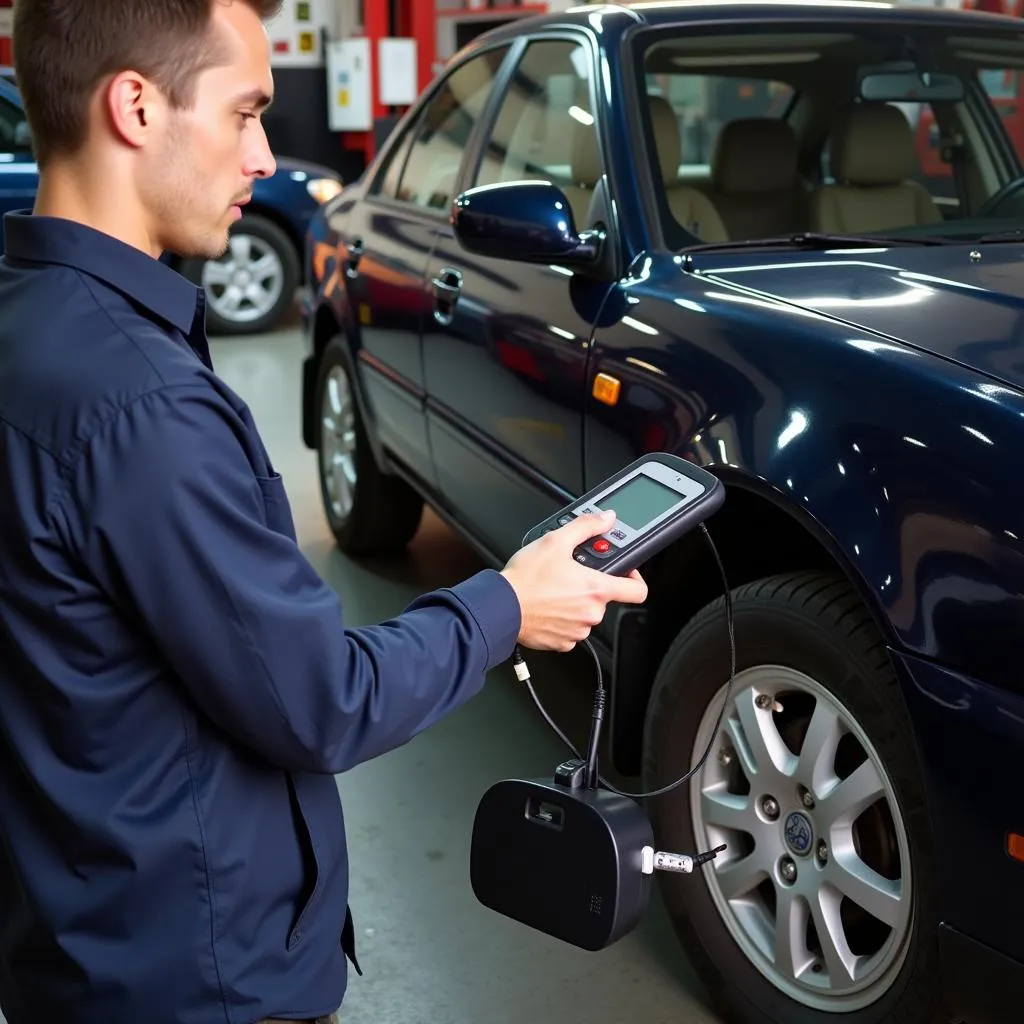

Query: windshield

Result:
[635,22,1024,249]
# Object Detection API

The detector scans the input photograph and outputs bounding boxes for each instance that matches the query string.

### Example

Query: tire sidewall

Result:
[642,581,940,1024]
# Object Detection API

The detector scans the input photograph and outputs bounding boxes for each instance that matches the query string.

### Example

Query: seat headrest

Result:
[830,104,914,186]
[647,95,682,185]
[711,118,798,194]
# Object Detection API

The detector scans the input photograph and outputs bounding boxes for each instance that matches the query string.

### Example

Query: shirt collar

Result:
[2,211,203,337]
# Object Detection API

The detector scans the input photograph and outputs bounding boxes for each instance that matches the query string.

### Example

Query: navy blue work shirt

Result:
[0,212,521,1024]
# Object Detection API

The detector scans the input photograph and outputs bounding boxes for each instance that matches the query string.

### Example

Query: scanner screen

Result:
[597,474,681,531]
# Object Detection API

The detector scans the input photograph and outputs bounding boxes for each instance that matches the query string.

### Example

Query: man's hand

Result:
[500,510,649,652]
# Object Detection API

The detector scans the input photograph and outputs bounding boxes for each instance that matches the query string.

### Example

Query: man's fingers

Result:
[555,509,616,544]
[603,570,649,605]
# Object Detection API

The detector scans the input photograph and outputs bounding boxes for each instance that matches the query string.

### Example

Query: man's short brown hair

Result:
[13,0,283,168]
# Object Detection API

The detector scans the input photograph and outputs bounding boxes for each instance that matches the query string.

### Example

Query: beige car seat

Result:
[812,103,942,234]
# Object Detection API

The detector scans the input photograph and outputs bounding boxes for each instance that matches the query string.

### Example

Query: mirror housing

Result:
[858,61,965,103]
[451,180,602,267]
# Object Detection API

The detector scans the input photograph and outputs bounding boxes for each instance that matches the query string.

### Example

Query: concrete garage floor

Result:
[216,326,725,1024]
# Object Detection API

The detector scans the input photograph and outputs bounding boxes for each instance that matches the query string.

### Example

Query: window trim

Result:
[364,39,517,220]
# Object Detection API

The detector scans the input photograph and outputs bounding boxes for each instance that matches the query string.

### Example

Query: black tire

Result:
[641,571,943,1024]
[180,213,300,336]
[315,336,423,555]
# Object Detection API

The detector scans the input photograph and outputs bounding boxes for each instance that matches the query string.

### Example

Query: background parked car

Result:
[0,75,342,334]
[300,4,1024,1024]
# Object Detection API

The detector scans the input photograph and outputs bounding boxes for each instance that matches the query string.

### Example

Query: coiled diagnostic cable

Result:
[512,523,735,800]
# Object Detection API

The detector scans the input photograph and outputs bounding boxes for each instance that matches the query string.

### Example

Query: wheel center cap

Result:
[783,810,814,857]
[236,270,251,287]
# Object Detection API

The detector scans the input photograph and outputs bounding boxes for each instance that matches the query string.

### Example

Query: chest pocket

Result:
[256,472,298,541]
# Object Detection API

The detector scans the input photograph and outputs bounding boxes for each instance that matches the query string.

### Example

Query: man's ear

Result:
[105,71,164,149]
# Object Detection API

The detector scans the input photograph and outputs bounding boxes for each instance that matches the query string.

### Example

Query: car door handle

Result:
[345,237,364,278]
[431,268,462,325]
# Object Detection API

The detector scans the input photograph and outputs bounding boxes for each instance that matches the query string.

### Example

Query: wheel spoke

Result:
[219,285,244,313]
[829,852,903,928]
[328,377,346,417]
[250,253,281,283]
[809,885,857,985]
[203,261,233,286]
[730,686,797,784]
[774,888,810,980]
[230,234,252,263]
[715,846,773,901]
[820,759,885,830]
[701,787,755,834]
[333,456,353,509]
[797,698,843,796]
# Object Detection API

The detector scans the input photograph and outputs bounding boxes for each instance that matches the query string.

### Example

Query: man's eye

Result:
[239,112,256,123]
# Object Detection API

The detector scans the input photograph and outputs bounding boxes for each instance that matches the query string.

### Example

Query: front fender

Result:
[587,261,1024,696]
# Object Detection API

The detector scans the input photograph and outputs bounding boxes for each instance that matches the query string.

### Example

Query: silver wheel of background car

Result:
[691,665,913,1013]
[320,363,357,520]
[201,232,285,327]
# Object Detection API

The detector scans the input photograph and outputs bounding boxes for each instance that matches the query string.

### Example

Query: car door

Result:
[340,46,509,486]
[0,87,38,242]
[422,35,617,557]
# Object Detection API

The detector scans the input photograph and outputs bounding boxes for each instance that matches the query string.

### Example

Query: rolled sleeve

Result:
[54,385,522,774]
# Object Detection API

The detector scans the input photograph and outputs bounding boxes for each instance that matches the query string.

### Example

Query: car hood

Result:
[694,243,1024,392]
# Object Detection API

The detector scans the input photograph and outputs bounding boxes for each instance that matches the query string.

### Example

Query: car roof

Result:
[470,0,1024,40]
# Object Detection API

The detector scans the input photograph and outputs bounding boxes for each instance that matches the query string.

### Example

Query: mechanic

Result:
[0,2,649,1023]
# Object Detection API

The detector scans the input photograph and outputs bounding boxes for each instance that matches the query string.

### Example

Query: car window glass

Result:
[640,28,1024,250]
[647,73,793,182]
[473,40,597,227]
[392,46,509,211]
[377,124,416,199]
[0,94,31,156]
[978,67,1024,164]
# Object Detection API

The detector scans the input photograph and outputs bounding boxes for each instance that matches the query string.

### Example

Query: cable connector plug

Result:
[640,843,727,875]
[513,646,531,683]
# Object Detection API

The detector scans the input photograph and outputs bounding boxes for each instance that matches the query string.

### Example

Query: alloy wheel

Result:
[201,232,285,326]
[320,364,357,519]
[690,665,913,1012]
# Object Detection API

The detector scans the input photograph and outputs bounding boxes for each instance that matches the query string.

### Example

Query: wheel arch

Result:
[610,470,900,776]
[303,303,389,471]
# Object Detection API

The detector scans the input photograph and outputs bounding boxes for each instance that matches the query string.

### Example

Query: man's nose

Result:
[245,122,277,180]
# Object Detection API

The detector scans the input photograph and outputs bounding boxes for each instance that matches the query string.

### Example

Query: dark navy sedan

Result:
[300,3,1024,1022]
[0,74,342,334]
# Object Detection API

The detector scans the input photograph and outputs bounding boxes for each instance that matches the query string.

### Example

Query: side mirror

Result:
[451,180,602,267]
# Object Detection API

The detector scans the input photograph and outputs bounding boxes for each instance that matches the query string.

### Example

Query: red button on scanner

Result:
[592,538,611,553]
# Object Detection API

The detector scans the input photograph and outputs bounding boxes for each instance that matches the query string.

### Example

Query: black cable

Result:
[514,523,737,802]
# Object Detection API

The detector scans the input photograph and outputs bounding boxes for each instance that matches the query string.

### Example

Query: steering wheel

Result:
[975,176,1024,218]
